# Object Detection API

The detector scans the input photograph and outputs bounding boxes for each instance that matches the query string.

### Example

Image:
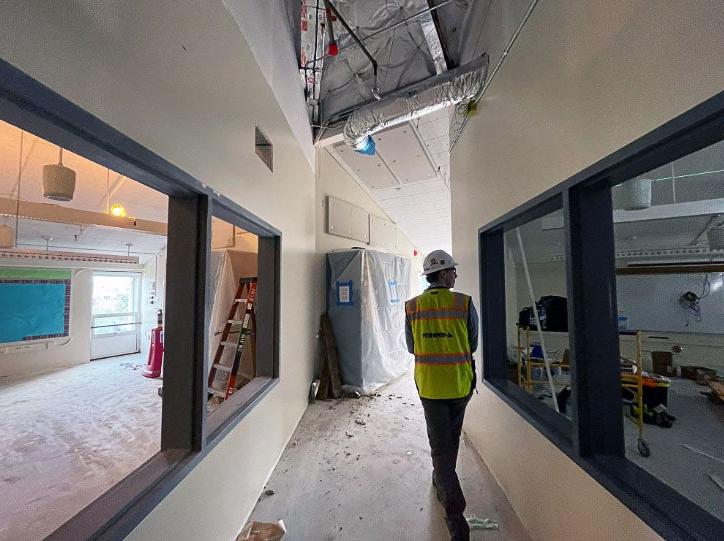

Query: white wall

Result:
[316,148,425,294]
[0,267,92,381]
[222,0,314,169]
[0,2,320,539]
[515,262,567,312]
[451,1,724,540]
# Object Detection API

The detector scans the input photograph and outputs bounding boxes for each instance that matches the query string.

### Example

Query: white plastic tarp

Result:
[327,249,412,394]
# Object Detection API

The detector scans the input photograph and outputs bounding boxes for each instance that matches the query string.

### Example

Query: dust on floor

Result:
[0,354,162,540]
[250,373,530,541]
[624,378,724,522]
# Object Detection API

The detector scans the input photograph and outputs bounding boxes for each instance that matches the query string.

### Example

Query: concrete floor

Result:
[250,373,530,541]
[0,354,162,540]
[624,378,724,521]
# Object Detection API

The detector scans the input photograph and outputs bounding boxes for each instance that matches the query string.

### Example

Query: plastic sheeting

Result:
[207,250,258,385]
[327,249,412,394]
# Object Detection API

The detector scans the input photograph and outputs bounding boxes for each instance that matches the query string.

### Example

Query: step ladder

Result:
[208,277,257,401]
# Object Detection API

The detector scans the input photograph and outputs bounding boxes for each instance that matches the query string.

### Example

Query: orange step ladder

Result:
[208,277,257,401]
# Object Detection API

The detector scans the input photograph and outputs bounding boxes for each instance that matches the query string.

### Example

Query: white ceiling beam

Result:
[541,198,724,231]
[0,197,167,236]
[614,199,724,223]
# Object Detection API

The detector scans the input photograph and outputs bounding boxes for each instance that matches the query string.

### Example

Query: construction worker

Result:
[405,249,478,541]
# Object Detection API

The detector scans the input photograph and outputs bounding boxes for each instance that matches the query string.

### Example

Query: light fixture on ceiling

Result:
[43,146,76,201]
[619,178,652,211]
[110,203,127,217]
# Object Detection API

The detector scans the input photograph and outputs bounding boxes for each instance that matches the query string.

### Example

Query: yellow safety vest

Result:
[405,288,473,399]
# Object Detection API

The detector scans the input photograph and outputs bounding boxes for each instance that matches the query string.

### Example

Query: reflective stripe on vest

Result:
[406,288,473,399]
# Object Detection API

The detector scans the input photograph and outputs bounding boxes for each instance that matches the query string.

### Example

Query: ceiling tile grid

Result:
[326,113,453,255]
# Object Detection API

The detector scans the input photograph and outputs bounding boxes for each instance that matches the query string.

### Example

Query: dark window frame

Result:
[0,59,281,540]
[479,90,724,540]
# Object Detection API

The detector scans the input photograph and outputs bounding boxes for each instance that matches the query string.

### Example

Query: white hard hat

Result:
[422,249,458,275]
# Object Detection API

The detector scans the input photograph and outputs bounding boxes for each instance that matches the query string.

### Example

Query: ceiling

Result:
[12,218,166,265]
[303,0,473,126]
[0,119,167,263]
[326,108,452,254]
[301,1,482,256]
[0,120,167,223]
[509,139,724,265]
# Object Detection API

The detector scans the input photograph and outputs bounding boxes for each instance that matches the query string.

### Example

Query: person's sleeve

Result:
[405,309,415,354]
[467,299,479,353]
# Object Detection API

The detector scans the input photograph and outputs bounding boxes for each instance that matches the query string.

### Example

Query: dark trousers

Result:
[420,393,472,541]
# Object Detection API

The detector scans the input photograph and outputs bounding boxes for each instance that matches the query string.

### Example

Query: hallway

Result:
[249,373,530,540]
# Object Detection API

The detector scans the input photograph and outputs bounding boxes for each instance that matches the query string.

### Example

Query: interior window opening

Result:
[612,138,724,522]
[206,216,260,418]
[505,209,572,418]
[0,118,168,540]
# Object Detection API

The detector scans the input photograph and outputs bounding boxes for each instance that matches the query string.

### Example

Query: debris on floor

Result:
[355,418,366,425]
[236,520,286,541]
[705,380,724,404]
[248,370,531,540]
[466,516,499,530]
[309,379,320,402]
[257,488,275,502]
[681,444,724,465]
[708,474,724,491]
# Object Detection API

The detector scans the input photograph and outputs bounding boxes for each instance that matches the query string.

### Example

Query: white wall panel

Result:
[369,214,397,252]
[327,196,370,244]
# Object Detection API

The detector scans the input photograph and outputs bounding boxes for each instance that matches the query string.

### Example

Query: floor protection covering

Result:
[0,355,162,540]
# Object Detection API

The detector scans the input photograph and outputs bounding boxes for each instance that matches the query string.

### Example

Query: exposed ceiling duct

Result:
[343,53,488,153]
[301,0,475,130]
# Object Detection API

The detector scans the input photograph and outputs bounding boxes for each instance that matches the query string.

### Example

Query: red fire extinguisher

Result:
[143,309,164,378]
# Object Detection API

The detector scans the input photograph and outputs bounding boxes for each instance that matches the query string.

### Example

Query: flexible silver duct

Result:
[343,54,488,152]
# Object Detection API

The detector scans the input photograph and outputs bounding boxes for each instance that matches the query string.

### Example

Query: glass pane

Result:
[92,275,135,314]
[93,315,135,335]
[612,138,724,522]
[207,216,260,418]
[505,208,573,418]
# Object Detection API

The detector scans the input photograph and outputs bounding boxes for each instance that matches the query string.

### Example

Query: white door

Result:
[90,272,142,359]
